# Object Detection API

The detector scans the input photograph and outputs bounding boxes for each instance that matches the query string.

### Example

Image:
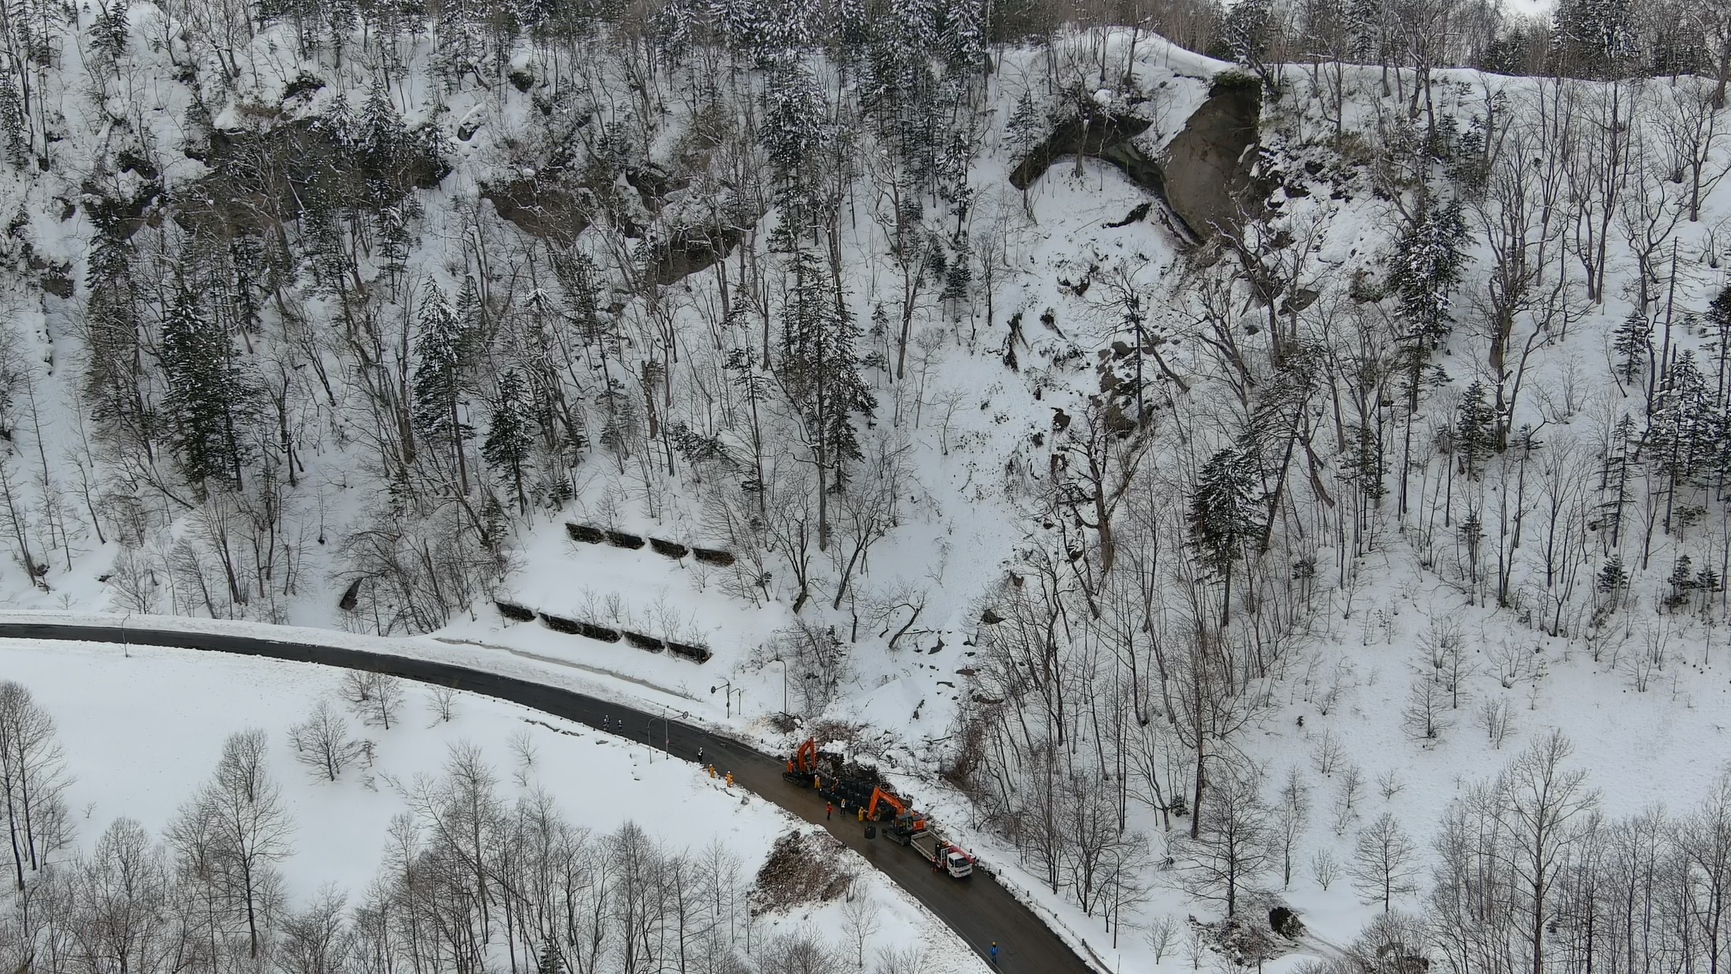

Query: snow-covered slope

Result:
[4,3,1731,972]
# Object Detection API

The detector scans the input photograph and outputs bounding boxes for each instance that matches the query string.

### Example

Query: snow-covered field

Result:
[1,636,989,972]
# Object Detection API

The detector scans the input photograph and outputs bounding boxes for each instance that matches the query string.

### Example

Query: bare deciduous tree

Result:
[168,729,294,959]
[1271,765,1310,889]
[1349,811,1421,911]
[289,701,364,782]
[1179,765,1270,917]
[0,681,71,891]
[840,883,881,965]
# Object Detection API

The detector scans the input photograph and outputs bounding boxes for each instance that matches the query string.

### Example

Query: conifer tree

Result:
[1389,197,1470,351]
[1189,448,1263,626]
[761,57,831,248]
[413,283,474,491]
[1551,0,1641,77]
[0,72,25,168]
[1596,553,1628,595]
[537,938,565,974]
[1611,308,1652,387]
[160,287,256,495]
[1455,381,1496,476]
[775,249,873,550]
[1006,90,1042,157]
[483,370,535,515]
[1648,351,1717,492]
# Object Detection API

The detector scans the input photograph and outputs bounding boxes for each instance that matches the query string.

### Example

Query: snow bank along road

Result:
[0,621,1096,974]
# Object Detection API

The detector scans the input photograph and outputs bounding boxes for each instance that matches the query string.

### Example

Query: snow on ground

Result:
[0,636,990,974]
[1,1,1728,969]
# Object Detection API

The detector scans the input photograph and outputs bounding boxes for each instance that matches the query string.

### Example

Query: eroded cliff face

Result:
[1006,75,1264,245]
[1159,78,1264,240]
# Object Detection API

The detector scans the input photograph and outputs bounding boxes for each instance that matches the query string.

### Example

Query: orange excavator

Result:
[866,785,925,828]
[783,737,820,786]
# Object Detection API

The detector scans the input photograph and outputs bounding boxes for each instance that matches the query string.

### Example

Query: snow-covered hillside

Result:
[4,0,1731,971]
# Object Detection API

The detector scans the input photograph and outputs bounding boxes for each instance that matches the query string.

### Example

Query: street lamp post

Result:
[710,680,733,718]
[770,658,788,716]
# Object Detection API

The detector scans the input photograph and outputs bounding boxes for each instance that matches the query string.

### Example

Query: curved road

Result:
[0,621,1098,974]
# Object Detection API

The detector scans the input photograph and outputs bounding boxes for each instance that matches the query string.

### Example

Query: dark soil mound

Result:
[751,831,855,914]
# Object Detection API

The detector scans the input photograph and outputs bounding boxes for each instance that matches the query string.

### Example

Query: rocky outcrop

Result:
[1009,110,1156,190]
[1160,75,1265,239]
[482,172,590,244]
[1006,74,1265,244]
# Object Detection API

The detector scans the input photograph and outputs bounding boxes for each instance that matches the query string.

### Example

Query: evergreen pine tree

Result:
[161,287,256,494]
[91,0,130,62]
[1389,197,1470,351]
[1221,0,1273,76]
[776,249,874,548]
[0,72,26,168]
[358,81,407,206]
[1596,553,1628,594]
[413,283,474,489]
[455,274,486,352]
[1611,308,1652,386]
[1597,415,1638,548]
[937,0,986,73]
[1006,90,1042,158]
[1648,351,1718,490]
[1697,565,1722,612]
[761,58,831,248]
[537,938,565,974]
[1188,448,1263,626]
[1455,380,1496,476]
[1667,555,1696,609]
[483,370,536,515]
[1341,424,1386,502]
[1551,0,1640,77]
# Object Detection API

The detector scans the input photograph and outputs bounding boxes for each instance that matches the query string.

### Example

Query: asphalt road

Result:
[0,621,1099,974]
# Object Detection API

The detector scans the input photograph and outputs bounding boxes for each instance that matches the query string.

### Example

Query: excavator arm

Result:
[782,738,819,785]
[867,786,919,823]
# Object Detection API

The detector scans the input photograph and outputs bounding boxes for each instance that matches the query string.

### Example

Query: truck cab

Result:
[942,848,974,878]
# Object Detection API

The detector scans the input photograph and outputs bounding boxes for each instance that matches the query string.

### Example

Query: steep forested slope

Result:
[5,0,1731,969]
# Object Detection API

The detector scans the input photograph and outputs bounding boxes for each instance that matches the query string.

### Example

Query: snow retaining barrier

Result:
[649,538,689,558]
[692,546,735,566]
[538,612,622,643]
[527,605,711,662]
[666,641,713,664]
[563,521,732,566]
[566,523,605,544]
[495,600,536,622]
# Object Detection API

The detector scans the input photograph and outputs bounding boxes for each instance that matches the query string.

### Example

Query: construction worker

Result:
[826,801,832,820]
[726,771,733,786]
[990,942,998,965]
[706,765,714,778]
